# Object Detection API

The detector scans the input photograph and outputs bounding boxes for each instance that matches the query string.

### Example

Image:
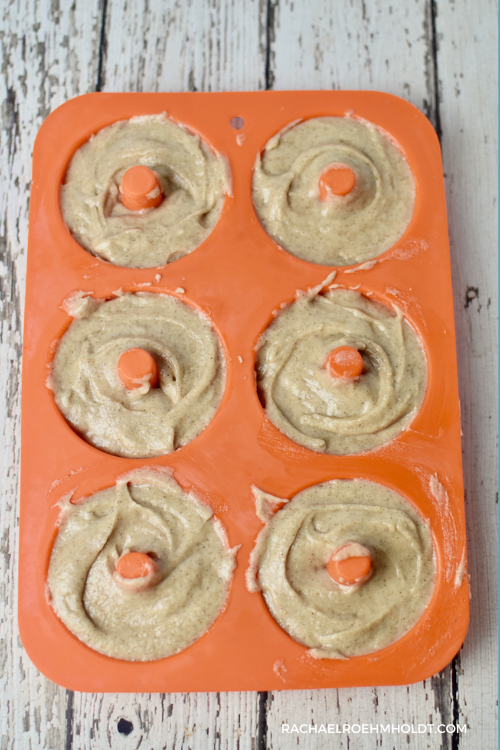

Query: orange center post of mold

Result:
[325,346,363,379]
[116,552,157,579]
[121,166,163,210]
[319,164,356,199]
[327,544,372,586]
[118,348,158,390]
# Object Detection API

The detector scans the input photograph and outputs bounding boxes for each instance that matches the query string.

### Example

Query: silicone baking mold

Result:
[20,91,469,692]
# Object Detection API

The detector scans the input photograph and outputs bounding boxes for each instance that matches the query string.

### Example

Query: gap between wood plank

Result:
[259,8,275,743]
[264,0,276,90]
[65,690,74,750]
[257,691,268,749]
[451,655,462,750]
[95,0,109,92]
[430,0,443,141]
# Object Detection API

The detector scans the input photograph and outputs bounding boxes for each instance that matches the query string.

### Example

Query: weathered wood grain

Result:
[268,0,440,125]
[1,0,497,748]
[0,3,102,749]
[436,0,498,745]
[69,692,260,749]
[101,0,266,92]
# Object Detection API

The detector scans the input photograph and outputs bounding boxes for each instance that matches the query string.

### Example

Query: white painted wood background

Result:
[0,0,497,747]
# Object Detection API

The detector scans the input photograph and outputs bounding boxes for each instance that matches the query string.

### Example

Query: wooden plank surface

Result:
[101,0,266,92]
[1,2,264,748]
[0,0,497,748]
[436,0,498,742]
[0,4,102,749]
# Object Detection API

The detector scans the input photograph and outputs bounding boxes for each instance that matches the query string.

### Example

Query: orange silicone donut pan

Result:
[20,91,469,692]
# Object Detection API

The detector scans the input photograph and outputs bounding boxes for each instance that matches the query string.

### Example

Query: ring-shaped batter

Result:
[48,468,237,661]
[61,113,228,268]
[49,292,226,458]
[250,480,435,659]
[252,117,415,266]
[256,287,427,455]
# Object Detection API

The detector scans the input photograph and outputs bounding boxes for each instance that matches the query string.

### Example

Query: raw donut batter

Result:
[249,479,435,659]
[256,287,427,455]
[48,468,237,661]
[252,116,415,266]
[61,113,228,268]
[49,292,225,458]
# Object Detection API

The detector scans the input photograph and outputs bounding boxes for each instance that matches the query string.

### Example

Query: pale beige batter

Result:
[48,468,237,661]
[249,480,435,659]
[61,113,228,268]
[256,287,427,455]
[49,292,225,458]
[252,117,415,266]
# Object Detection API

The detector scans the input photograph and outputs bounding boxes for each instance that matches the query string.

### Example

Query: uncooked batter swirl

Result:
[250,480,435,659]
[61,113,227,268]
[256,288,427,455]
[49,292,225,458]
[252,117,415,266]
[48,469,236,661]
